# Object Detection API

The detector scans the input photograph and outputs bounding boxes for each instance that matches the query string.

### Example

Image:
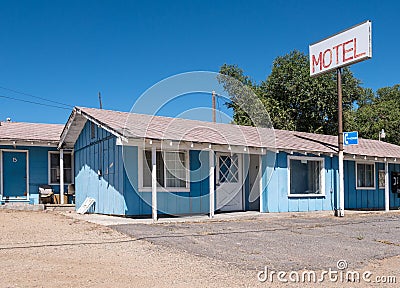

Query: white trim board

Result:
[119,138,267,155]
[0,140,59,147]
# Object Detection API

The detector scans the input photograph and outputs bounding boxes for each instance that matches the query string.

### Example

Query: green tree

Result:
[219,50,364,135]
[347,85,400,145]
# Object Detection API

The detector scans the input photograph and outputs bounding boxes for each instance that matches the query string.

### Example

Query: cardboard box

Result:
[53,195,69,204]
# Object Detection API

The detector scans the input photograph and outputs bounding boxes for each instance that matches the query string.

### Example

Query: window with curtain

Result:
[142,150,188,189]
[356,163,375,189]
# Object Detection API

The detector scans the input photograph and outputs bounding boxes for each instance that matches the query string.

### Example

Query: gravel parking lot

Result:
[2,209,400,287]
[112,212,400,272]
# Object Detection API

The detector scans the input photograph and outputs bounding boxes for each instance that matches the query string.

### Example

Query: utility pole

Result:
[212,90,216,123]
[98,92,103,109]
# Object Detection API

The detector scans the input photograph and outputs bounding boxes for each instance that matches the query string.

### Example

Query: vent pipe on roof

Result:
[6,118,11,122]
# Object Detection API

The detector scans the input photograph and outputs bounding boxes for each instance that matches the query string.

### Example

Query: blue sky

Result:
[0,0,398,124]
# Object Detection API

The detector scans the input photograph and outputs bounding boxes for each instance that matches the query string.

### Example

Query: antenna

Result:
[212,91,216,123]
[98,92,103,109]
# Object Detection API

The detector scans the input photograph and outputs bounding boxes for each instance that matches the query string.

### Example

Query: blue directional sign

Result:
[344,131,358,146]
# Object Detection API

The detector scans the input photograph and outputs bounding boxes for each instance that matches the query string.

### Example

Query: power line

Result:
[0,94,71,110]
[0,85,74,108]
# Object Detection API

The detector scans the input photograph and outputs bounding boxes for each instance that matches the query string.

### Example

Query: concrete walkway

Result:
[61,209,399,226]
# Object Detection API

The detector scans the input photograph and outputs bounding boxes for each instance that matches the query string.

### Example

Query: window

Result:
[379,170,385,189]
[288,156,325,196]
[140,150,189,191]
[49,152,73,185]
[356,163,375,189]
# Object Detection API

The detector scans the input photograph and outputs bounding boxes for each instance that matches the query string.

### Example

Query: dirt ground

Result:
[0,210,399,287]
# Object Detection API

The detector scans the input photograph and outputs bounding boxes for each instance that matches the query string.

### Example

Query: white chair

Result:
[39,185,54,204]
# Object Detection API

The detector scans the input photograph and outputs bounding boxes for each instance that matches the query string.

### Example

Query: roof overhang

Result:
[59,107,128,149]
[119,137,268,155]
[344,154,399,164]
[0,140,59,147]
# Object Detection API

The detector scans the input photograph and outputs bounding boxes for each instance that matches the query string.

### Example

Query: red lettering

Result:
[312,52,322,73]
[343,39,354,62]
[322,49,332,68]
[332,44,343,64]
[354,38,366,58]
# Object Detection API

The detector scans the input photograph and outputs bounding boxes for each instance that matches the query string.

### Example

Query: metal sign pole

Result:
[337,68,345,217]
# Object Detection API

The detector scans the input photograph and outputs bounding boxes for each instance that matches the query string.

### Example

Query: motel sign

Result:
[309,21,372,217]
[309,21,372,77]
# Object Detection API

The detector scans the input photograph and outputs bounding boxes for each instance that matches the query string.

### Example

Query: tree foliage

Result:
[346,85,400,145]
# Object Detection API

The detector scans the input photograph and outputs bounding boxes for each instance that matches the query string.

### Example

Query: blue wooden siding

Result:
[0,145,65,204]
[74,121,125,214]
[262,152,337,212]
[344,161,400,209]
[74,120,210,216]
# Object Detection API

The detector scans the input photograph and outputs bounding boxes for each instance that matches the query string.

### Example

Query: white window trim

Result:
[355,161,376,190]
[287,155,326,197]
[138,148,190,192]
[48,151,74,185]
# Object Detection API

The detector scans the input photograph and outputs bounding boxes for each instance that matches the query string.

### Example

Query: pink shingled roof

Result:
[77,107,275,148]
[69,107,400,159]
[0,122,63,143]
[274,129,400,159]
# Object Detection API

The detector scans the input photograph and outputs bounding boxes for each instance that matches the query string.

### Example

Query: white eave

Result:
[0,139,59,147]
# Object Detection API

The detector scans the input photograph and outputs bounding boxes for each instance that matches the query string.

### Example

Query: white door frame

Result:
[0,149,30,201]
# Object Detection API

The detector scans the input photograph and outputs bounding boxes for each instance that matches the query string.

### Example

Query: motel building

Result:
[0,121,73,205]
[42,106,400,218]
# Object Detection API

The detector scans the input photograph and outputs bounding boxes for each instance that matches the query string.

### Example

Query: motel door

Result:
[2,151,28,199]
[216,153,243,211]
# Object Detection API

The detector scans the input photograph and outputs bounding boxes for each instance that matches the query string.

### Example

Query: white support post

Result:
[259,154,263,213]
[209,150,215,218]
[60,149,64,204]
[151,146,157,221]
[338,151,345,216]
[385,161,390,212]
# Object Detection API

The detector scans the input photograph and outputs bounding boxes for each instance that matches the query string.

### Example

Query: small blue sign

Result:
[344,131,358,146]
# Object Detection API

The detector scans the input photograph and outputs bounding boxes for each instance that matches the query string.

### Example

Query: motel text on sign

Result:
[309,21,372,77]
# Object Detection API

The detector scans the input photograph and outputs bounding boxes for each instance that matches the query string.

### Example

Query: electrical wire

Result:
[0,94,71,110]
[0,85,74,108]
